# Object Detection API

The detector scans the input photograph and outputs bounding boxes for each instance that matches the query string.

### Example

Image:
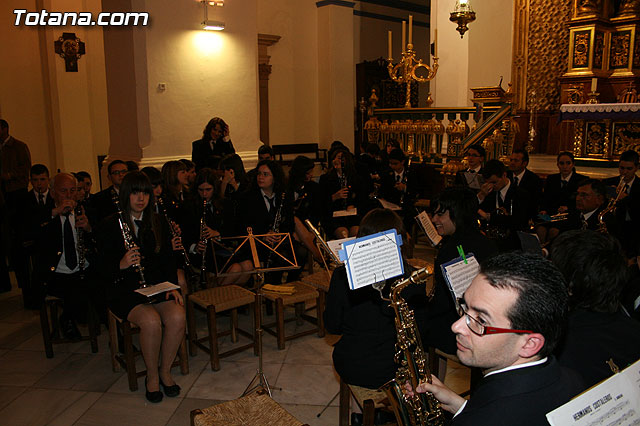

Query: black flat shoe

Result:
[159,378,181,397]
[145,378,163,403]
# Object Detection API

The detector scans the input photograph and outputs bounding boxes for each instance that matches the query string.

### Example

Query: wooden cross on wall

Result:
[54,32,86,72]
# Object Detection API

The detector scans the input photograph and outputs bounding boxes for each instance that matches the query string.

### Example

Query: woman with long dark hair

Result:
[97,172,185,403]
[191,117,235,170]
[218,153,248,200]
[319,148,367,239]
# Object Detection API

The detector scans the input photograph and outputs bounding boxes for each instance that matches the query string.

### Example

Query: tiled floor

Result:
[0,241,470,425]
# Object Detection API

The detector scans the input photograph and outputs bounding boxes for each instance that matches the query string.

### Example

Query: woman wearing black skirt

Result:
[97,172,185,403]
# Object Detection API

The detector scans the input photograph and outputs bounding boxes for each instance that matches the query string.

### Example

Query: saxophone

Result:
[112,192,148,288]
[598,179,626,233]
[378,267,445,426]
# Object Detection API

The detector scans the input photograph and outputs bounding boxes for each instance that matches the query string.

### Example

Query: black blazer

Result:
[509,169,543,213]
[540,172,587,215]
[452,357,584,426]
[191,137,235,170]
[19,190,55,243]
[478,183,532,231]
[454,167,484,188]
[378,168,418,209]
[90,186,118,225]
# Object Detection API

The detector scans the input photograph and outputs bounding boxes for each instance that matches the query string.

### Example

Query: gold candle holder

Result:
[388,44,438,108]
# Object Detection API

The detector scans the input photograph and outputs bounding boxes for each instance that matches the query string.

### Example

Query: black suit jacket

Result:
[379,168,418,209]
[19,190,55,243]
[556,309,640,389]
[191,137,235,170]
[452,357,584,426]
[454,167,483,188]
[540,172,587,215]
[602,176,640,256]
[509,169,542,214]
[90,186,118,225]
[478,183,532,231]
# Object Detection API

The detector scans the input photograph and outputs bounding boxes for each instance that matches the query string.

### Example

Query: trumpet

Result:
[112,192,148,288]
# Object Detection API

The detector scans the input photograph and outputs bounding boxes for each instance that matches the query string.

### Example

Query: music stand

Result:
[214,228,298,397]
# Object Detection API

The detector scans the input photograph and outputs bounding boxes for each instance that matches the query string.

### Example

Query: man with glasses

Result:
[410,252,584,425]
[454,145,485,190]
[90,160,128,224]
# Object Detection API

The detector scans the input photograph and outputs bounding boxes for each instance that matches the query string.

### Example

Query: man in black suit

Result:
[478,160,532,250]
[33,173,98,339]
[18,164,56,308]
[454,144,485,189]
[412,252,584,426]
[551,230,640,389]
[571,178,607,231]
[603,150,640,257]
[90,160,128,225]
[191,117,235,171]
[508,148,542,217]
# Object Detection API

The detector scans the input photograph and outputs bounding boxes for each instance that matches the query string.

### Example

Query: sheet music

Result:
[547,359,640,426]
[327,237,354,262]
[415,211,442,246]
[441,254,480,303]
[377,198,402,211]
[333,207,358,217]
[134,281,180,297]
[339,229,404,290]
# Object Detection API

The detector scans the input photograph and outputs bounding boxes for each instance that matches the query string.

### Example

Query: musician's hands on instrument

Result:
[75,210,92,232]
[557,205,569,213]
[478,209,490,221]
[265,231,282,245]
[415,375,465,414]
[171,236,184,252]
[394,182,407,191]
[196,240,207,254]
[332,187,349,201]
[170,220,182,236]
[203,226,220,240]
[120,246,141,269]
[52,199,75,217]
[166,289,184,306]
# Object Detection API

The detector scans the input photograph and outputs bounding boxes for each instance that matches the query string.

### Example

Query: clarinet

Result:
[156,197,192,270]
[112,192,148,288]
[74,201,86,277]
[339,156,349,211]
[265,192,285,268]
[199,198,208,287]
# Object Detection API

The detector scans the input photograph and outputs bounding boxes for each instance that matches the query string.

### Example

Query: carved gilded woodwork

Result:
[610,29,632,68]
[612,122,640,154]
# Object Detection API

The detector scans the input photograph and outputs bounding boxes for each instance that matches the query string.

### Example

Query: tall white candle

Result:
[388,31,392,59]
[591,77,597,93]
[402,20,406,53]
[434,29,438,57]
[408,15,413,45]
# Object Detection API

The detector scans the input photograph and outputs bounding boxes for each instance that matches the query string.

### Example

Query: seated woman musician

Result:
[182,168,235,287]
[236,159,295,284]
[218,153,248,200]
[324,208,428,389]
[319,147,367,240]
[96,172,185,403]
[421,186,497,355]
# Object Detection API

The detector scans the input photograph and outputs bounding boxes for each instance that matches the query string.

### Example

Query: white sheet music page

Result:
[377,198,402,211]
[135,281,180,297]
[333,207,358,217]
[546,359,640,426]
[339,229,404,290]
[441,254,480,302]
[415,211,442,246]
[327,237,355,262]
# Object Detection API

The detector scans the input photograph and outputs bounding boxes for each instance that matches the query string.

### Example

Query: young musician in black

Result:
[96,172,185,403]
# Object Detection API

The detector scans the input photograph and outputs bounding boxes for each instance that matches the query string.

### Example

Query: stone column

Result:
[258,34,281,146]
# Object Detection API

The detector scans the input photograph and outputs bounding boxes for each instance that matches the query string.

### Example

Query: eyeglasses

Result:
[456,299,533,336]
[110,170,127,176]
[467,153,482,158]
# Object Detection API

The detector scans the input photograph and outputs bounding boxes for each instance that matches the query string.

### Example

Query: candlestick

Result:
[402,20,406,53]
[591,77,597,93]
[434,29,438,57]
[388,31,392,59]
[408,15,413,45]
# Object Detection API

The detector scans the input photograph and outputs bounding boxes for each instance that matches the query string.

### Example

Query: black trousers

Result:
[46,270,104,324]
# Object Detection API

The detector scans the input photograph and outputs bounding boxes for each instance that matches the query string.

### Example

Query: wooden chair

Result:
[39,295,98,358]
[428,347,480,397]
[107,309,189,391]
[186,285,259,371]
[261,281,325,350]
[339,377,389,426]
[191,388,308,426]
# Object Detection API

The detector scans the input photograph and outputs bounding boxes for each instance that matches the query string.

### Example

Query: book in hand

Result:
[415,211,442,246]
[135,281,180,297]
[333,207,358,217]
[377,198,402,211]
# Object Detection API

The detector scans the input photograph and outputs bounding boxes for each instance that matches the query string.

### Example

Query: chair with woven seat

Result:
[260,280,324,350]
[191,388,308,426]
[186,285,258,371]
[428,346,480,397]
[339,377,390,426]
[39,295,99,358]
[107,309,189,391]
